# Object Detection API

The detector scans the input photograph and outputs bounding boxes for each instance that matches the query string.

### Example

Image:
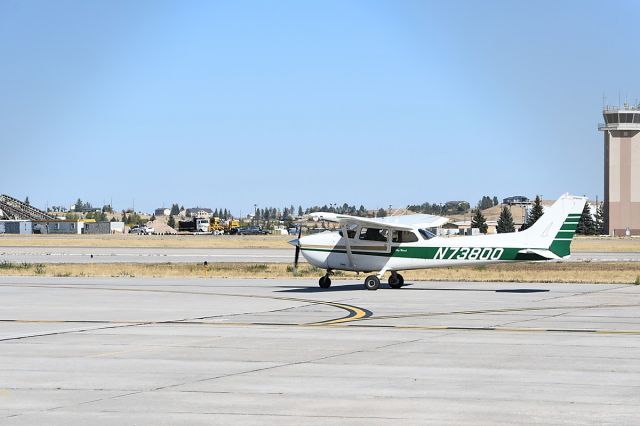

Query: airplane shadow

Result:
[276,284,370,293]
[275,284,549,294]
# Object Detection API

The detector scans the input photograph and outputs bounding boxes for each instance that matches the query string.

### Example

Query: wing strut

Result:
[340,223,356,269]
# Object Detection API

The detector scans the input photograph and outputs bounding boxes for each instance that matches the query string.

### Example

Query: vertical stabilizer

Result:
[520,194,587,257]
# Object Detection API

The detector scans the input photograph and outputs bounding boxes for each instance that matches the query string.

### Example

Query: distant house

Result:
[503,196,531,205]
[186,207,213,218]
[155,208,171,216]
[444,220,499,235]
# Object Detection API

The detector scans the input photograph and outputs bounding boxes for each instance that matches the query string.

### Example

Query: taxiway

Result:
[1,276,639,425]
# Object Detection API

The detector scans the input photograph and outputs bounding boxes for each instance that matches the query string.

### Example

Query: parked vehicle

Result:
[236,226,269,235]
[209,217,241,235]
[129,225,154,235]
[178,217,210,233]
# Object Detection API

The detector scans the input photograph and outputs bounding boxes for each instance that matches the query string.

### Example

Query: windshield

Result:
[419,228,437,240]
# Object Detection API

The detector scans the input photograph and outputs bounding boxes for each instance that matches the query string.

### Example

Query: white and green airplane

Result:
[289,194,587,290]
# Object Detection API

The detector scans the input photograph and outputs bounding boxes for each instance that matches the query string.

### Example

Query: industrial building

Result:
[0,194,123,234]
[0,220,32,234]
[599,105,640,236]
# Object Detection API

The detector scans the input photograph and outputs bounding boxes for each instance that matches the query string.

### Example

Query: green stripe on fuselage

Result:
[302,246,550,261]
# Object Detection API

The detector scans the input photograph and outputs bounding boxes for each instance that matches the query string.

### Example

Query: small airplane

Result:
[289,194,587,290]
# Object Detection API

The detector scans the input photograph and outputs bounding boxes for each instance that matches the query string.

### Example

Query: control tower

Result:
[599,105,640,236]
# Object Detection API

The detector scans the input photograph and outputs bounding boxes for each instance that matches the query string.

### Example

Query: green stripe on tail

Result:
[549,217,580,257]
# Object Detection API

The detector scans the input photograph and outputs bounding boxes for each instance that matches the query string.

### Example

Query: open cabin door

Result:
[350,225,392,255]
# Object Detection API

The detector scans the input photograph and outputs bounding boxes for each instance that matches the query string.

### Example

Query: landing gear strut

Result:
[388,272,404,289]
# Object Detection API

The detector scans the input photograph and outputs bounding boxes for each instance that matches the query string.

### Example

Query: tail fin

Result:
[521,194,587,258]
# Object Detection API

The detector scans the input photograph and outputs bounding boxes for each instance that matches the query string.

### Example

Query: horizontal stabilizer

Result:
[517,248,561,260]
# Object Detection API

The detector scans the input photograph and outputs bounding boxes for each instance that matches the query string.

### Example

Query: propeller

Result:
[290,225,302,274]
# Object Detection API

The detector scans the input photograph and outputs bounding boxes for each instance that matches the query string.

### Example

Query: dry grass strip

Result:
[1,261,638,284]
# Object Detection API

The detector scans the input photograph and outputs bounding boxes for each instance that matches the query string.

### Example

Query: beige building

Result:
[599,105,640,236]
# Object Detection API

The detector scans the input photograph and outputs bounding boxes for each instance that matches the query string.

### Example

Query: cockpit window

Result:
[392,230,419,243]
[359,227,387,241]
[419,229,437,240]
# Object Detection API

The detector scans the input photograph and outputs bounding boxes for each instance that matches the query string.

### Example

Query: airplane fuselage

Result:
[298,230,564,274]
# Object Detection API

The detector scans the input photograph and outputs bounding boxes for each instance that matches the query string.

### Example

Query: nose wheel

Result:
[364,275,380,290]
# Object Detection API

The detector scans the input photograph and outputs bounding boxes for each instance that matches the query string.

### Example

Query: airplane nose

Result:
[288,238,300,247]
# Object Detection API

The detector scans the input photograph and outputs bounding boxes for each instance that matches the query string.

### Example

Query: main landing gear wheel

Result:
[388,273,404,289]
[319,276,332,289]
[364,275,380,291]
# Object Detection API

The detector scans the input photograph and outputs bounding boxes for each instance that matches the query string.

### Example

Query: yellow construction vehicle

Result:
[226,219,240,233]
[209,217,225,234]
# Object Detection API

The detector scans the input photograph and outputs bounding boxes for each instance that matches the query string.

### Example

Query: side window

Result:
[359,227,387,242]
[392,230,418,243]
[402,231,418,243]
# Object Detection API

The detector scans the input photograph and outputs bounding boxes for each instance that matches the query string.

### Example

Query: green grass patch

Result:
[0,261,31,270]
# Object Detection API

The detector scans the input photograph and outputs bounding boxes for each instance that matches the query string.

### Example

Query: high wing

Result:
[308,212,448,231]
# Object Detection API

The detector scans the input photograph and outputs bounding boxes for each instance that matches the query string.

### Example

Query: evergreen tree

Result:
[496,206,515,233]
[167,215,176,229]
[477,196,494,210]
[521,195,544,230]
[75,198,83,211]
[150,215,156,222]
[298,206,303,217]
[110,217,117,222]
[576,203,596,235]
[170,204,180,216]
[471,209,488,234]
[492,196,499,206]
[377,208,387,217]
[25,196,30,205]
[594,202,604,235]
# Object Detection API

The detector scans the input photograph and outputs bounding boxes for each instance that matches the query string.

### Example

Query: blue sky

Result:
[1,0,638,214]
